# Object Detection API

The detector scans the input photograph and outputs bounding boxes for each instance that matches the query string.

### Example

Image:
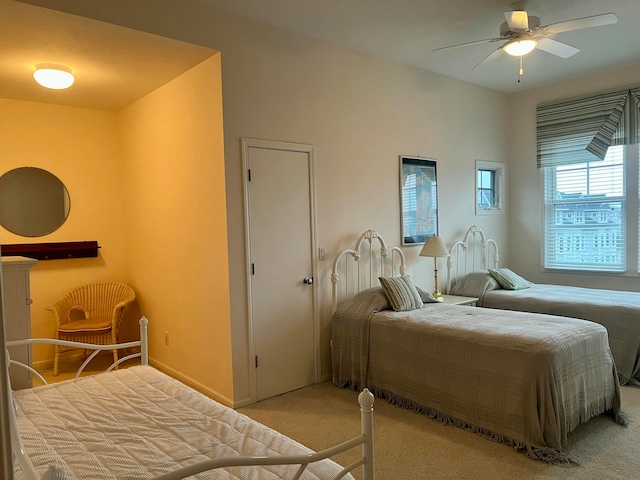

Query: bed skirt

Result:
[337,379,628,466]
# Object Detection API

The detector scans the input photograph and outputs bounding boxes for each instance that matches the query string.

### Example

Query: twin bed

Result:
[447,225,640,387]
[6,317,374,480]
[331,229,628,465]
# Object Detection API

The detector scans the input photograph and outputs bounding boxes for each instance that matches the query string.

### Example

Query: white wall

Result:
[32,0,511,404]
[507,63,640,291]
[215,19,511,404]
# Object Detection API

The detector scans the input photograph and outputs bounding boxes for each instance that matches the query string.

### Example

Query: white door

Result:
[243,139,318,401]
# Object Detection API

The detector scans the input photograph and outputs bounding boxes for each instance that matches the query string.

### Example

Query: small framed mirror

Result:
[0,167,70,237]
[400,156,438,245]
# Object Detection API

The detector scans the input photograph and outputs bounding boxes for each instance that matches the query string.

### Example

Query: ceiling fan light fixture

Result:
[503,39,537,56]
[33,64,75,90]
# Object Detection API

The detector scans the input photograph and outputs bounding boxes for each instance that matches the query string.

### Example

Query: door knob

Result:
[303,277,314,285]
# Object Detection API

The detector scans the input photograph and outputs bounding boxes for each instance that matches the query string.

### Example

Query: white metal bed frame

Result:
[446,225,499,294]
[6,317,375,480]
[332,229,406,313]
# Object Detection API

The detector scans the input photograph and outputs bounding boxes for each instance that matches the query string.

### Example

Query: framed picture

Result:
[400,156,438,245]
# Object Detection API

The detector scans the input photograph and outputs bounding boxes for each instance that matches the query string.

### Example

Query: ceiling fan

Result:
[434,1,618,71]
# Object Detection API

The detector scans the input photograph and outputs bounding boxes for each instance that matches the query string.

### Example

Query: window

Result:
[475,160,504,215]
[478,169,495,207]
[543,145,640,272]
[537,86,640,274]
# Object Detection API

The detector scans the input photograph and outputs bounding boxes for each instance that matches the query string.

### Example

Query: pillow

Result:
[335,287,391,316]
[449,270,500,297]
[488,268,531,290]
[416,287,439,304]
[378,275,423,311]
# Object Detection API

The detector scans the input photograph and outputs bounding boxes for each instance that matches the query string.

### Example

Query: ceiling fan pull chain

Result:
[518,56,524,83]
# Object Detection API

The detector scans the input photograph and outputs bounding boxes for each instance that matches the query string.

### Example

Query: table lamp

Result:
[419,234,450,301]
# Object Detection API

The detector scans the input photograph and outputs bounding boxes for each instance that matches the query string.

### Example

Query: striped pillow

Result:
[488,268,531,290]
[379,275,424,311]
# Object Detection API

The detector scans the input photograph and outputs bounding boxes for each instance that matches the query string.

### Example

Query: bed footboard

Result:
[6,317,149,480]
[10,385,374,480]
[6,316,149,385]
[152,388,375,480]
[6,316,374,480]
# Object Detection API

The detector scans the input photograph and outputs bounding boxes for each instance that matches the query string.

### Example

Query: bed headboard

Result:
[446,225,499,293]
[332,229,406,313]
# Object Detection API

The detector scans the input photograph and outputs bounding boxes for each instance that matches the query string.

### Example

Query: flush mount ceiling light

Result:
[502,39,537,57]
[33,64,75,89]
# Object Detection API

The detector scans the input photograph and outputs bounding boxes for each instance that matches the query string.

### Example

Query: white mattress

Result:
[13,365,352,479]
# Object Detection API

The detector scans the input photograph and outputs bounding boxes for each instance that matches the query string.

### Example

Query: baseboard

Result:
[149,357,234,408]
[33,348,141,373]
[231,377,334,409]
[233,395,255,409]
[32,351,88,372]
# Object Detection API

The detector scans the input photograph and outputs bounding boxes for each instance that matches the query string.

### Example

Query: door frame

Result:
[241,137,320,404]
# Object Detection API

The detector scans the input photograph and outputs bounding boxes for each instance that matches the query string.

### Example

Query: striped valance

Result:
[536,85,640,168]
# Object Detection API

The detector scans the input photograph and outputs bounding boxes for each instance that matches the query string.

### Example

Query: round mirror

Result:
[0,167,70,237]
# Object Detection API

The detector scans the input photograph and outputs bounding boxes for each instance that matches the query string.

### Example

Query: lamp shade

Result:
[419,234,450,258]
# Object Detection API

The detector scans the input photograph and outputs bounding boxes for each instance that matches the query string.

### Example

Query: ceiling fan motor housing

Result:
[500,15,540,37]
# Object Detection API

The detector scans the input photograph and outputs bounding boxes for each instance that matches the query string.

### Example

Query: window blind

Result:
[537,86,640,168]
[543,146,625,272]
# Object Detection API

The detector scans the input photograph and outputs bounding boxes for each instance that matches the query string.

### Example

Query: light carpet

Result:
[238,382,640,480]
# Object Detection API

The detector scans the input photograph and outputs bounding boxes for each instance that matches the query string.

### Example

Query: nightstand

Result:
[440,294,479,306]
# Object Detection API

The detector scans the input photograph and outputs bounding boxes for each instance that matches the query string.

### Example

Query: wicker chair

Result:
[46,282,136,376]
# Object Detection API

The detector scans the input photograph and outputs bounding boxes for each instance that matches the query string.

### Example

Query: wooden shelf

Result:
[1,241,100,261]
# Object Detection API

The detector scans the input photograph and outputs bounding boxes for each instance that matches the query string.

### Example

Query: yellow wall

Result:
[119,54,233,404]
[0,55,232,403]
[0,99,128,365]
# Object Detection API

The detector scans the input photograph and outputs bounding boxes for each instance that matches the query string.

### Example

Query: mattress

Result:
[332,287,627,463]
[13,365,353,480]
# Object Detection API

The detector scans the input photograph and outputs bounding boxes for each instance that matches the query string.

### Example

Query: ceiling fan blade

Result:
[472,47,503,71]
[535,38,579,58]
[543,13,618,34]
[504,10,529,30]
[433,37,503,52]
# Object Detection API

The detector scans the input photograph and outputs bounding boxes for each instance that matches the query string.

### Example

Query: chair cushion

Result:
[59,318,112,333]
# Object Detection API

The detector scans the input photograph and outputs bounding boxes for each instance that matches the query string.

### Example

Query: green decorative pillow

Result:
[488,268,531,290]
[379,275,424,311]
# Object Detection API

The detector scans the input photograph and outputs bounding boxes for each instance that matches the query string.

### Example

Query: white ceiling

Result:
[5,0,640,106]
[194,0,640,92]
[0,0,216,111]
